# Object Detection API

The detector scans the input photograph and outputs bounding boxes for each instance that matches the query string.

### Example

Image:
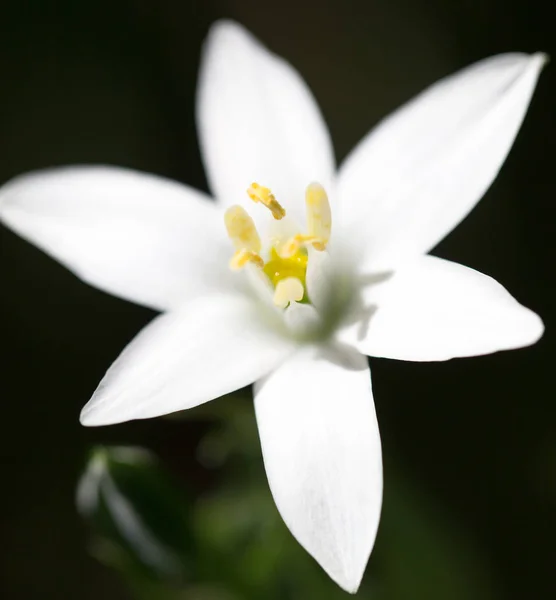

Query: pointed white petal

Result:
[81,294,294,426]
[340,255,543,361]
[254,345,382,592]
[0,166,233,311]
[337,53,546,264]
[197,20,335,229]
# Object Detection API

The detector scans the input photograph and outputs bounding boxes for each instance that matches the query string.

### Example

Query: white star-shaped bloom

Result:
[0,20,545,593]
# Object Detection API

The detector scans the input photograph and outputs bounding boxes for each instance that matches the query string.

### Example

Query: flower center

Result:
[224,182,331,308]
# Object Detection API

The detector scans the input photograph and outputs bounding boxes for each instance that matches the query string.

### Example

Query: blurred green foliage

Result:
[78,394,496,599]
[77,446,196,597]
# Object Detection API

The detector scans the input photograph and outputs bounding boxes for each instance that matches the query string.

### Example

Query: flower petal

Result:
[196,20,335,229]
[340,255,544,361]
[305,247,333,313]
[337,53,546,265]
[283,301,322,338]
[0,166,233,311]
[81,293,294,426]
[254,344,382,592]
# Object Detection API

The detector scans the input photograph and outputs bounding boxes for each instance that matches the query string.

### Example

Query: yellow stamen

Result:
[224,205,261,252]
[273,277,304,308]
[305,182,331,249]
[229,248,264,270]
[278,184,331,258]
[247,182,286,220]
[279,233,321,259]
[224,182,332,310]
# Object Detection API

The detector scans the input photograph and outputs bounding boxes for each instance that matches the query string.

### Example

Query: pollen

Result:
[247,182,286,220]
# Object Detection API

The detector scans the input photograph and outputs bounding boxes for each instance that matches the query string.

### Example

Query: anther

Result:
[305,182,331,249]
[273,277,304,308]
[224,205,261,252]
[229,249,264,270]
[279,183,331,257]
[280,234,319,258]
[247,182,286,220]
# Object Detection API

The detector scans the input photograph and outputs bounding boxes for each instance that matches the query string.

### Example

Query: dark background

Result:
[0,0,554,598]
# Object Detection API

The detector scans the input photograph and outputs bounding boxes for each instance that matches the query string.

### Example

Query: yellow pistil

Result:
[247,182,286,220]
[263,246,308,288]
[273,277,304,308]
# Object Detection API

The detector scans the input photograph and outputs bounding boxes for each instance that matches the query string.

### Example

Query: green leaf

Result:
[77,446,195,587]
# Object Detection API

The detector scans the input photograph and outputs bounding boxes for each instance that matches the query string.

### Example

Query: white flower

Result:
[0,20,545,593]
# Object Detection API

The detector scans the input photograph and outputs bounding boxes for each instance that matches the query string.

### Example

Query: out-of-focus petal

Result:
[81,293,294,425]
[0,166,233,311]
[255,344,382,592]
